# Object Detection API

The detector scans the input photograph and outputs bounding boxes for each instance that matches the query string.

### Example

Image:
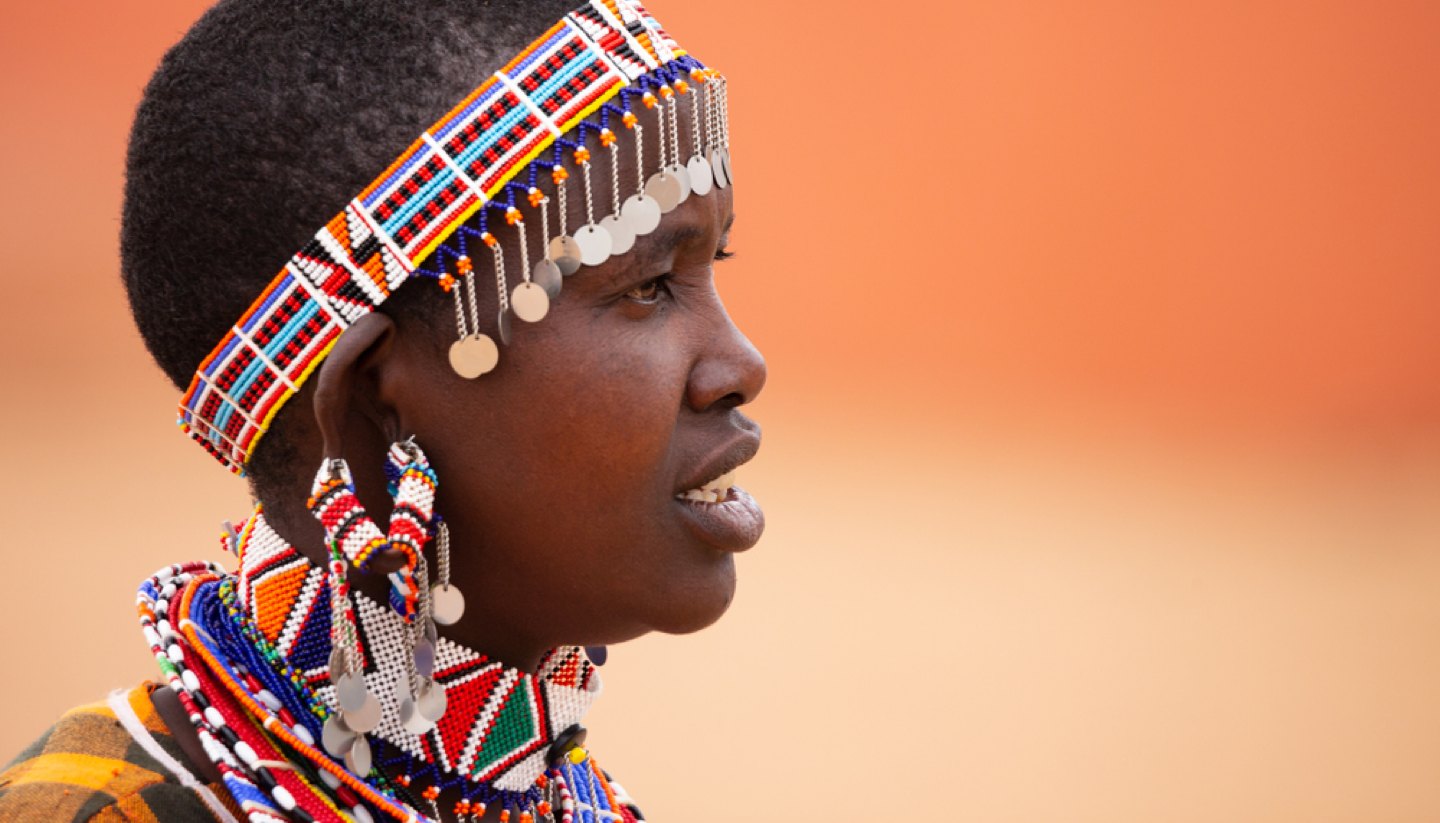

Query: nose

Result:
[685,301,767,413]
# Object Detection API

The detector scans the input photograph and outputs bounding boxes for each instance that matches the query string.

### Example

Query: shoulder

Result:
[0,685,242,822]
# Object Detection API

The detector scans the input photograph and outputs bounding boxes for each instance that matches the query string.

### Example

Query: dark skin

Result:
[158,174,765,820]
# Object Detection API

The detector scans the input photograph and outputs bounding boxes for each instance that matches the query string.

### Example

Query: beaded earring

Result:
[309,438,454,743]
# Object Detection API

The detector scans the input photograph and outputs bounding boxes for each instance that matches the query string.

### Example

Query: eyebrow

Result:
[637,211,737,265]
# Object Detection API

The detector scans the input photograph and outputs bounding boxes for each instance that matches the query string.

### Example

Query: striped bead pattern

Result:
[178,0,695,474]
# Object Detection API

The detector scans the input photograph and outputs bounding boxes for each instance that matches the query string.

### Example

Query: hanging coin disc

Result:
[399,696,435,735]
[448,333,498,379]
[600,214,635,256]
[720,148,734,186]
[510,281,550,323]
[336,673,370,714]
[548,236,583,276]
[346,736,373,776]
[668,163,692,203]
[621,193,662,235]
[392,671,412,705]
[687,154,714,197]
[533,258,563,299]
[417,680,448,722]
[497,308,513,346]
[328,647,347,680]
[322,715,356,757]
[413,638,437,679]
[431,583,466,626]
[344,692,383,734]
[573,223,613,266]
[709,148,729,189]
[645,172,682,213]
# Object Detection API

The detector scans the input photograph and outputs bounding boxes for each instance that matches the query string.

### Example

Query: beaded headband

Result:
[177,0,731,474]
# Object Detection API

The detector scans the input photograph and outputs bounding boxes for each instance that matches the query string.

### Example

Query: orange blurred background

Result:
[4,1,1440,820]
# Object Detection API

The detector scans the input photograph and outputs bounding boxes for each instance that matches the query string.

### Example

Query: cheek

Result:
[450,319,691,551]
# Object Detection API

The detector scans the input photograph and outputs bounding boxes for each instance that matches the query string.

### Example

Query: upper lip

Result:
[674,425,761,495]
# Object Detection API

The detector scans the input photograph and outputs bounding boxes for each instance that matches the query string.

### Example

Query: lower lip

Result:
[673,485,765,552]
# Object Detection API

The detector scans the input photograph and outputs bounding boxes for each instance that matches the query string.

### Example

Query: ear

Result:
[312,312,396,462]
[311,313,410,575]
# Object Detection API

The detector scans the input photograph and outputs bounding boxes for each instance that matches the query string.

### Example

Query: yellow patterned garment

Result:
[0,684,243,822]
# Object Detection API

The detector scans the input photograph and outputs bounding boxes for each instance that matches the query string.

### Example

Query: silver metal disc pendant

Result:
[573,223,612,266]
[510,281,550,322]
[328,647,347,679]
[668,163,692,203]
[645,172,682,213]
[448,333,498,378]
[600,214,635,255]
[621,193,662,235]
[497,308,512,346]
[431,583,465,626]
[709,148,730,189]
[720,147,733,185]
[548,236,583,276]
[336,673,369,713]
[687,154,714,197]
[417,680,448,722]
[344,692,382,734]
[345,735,373,776]
[413,638,436,679]
[533,258,563,299]
[399,695,435,735]
[322,714,356,756]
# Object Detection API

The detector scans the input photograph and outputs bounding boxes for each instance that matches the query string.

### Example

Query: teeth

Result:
[677,470,737,503]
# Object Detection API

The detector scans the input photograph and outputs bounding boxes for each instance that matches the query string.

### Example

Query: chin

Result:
[645,558,737,636]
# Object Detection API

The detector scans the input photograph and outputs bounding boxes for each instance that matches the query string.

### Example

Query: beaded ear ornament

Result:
[308,439,466,771]
[178,0,732,475]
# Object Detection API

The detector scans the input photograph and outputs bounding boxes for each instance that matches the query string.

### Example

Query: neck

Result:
[233,508,602,801]
[259,493,553,673]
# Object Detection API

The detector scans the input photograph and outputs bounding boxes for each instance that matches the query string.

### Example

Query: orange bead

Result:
[528,187,546,207]
[422,785,440,800]
[552,165,569,184]
[641,92,657,109]
[573,146,590,164]
[537,801,552,815]
[499,811,511,823]
[536,775,549,789]
[438,273,456,292]
[599,128,617,147]
[622,111,638,129]
[481,232,498,248]
[658,84,674,99]
[456,256,473,275]
[455,800,472,815]
[675,79,690,94]
[397,775,412,787]
[690,67,706,83]
[520,813,534,823]
[505,206,523,225]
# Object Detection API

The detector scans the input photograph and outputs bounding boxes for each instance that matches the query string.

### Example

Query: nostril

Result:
[715,391,745,410]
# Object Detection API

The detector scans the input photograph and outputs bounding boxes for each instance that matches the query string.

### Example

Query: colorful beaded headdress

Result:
[178,0,731,475]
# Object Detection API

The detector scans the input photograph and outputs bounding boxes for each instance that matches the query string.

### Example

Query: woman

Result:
[0,0,763,820]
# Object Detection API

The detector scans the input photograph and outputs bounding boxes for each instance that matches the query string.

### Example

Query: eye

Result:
[714,246,734,262]
[625,275,670,304]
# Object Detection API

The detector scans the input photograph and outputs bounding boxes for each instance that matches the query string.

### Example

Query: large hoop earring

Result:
[307,438,437,621]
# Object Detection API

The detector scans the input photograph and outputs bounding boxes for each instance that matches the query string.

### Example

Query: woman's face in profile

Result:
[395,182,765,652]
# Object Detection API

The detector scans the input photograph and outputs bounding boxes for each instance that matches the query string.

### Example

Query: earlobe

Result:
[312,312,398,463]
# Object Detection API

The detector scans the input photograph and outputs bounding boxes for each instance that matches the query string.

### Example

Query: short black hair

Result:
[121,0,573,487]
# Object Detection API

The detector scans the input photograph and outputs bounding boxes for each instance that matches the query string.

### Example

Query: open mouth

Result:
[673,469,737,504]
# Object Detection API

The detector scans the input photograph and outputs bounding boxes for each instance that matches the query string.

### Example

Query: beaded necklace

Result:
[137,510,645,823]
